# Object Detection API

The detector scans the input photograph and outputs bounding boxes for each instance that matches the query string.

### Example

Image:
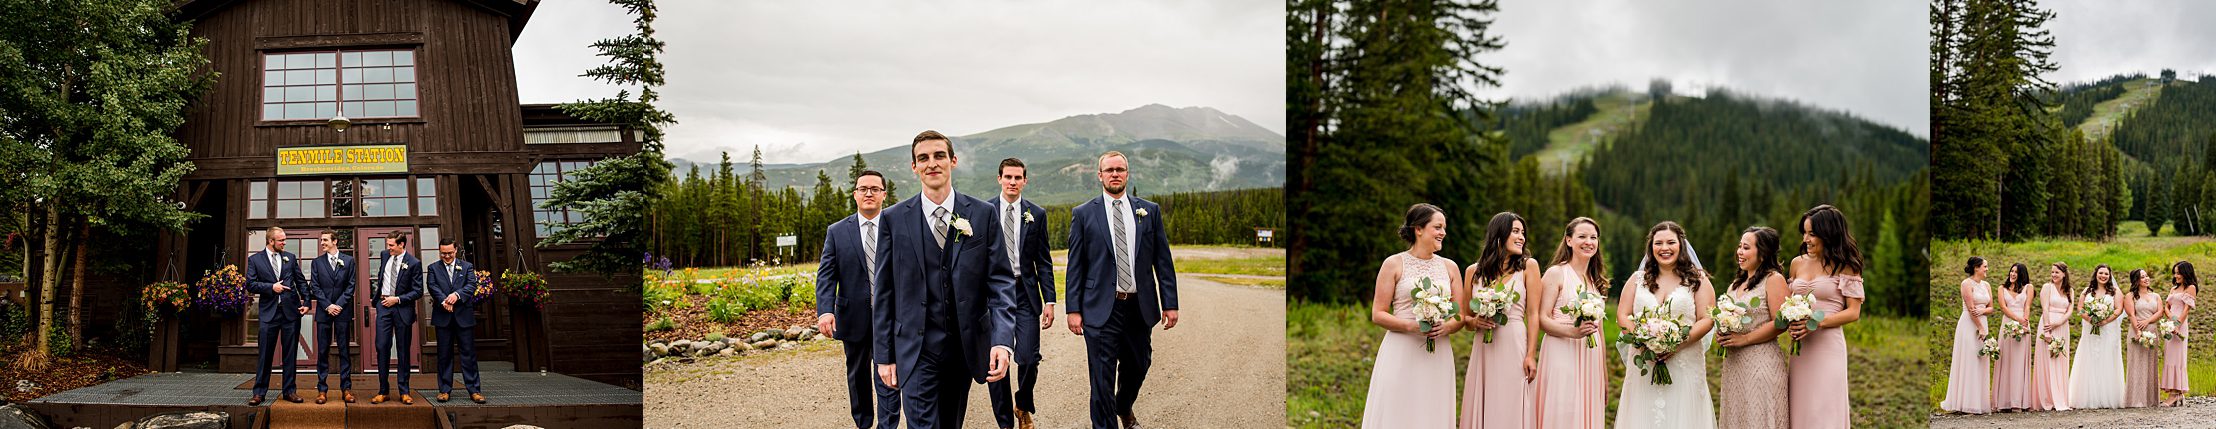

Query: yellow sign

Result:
[277,145,408,175]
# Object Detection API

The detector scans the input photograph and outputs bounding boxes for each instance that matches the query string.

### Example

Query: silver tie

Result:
[933,207,950,249]
[1005,204,1020,276]
[1113,200,1134,293]
[862,220,878,305]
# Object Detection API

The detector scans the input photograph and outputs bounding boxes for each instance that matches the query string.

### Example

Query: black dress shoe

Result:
[1119,412,1141,429]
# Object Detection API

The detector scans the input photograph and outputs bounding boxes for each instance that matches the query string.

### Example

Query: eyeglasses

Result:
[854,186,886,195]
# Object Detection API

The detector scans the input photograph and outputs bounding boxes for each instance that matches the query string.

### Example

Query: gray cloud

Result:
[2047,0,2216,85]
[511,0,1284,164]
[1487,0,1928,136]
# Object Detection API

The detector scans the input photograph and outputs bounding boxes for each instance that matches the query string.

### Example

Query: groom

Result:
[874,130,1020,429]
[1065,151,1178,429]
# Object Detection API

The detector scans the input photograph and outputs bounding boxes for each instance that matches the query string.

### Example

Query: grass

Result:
[2076,78,2168,142]
[1532,91,1652,174]
[1929,231,2216,413]
[1287,300,1926,428]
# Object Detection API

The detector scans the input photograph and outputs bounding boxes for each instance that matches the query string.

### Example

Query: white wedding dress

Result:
[1612,282,1715,429]
[2069,289,2126,409]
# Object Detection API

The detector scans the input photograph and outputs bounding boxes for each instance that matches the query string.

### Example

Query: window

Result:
[361,179,409,217]
[248,181,269,220]
[415,177,438,216]
[330,180,355,217]
[262,49,418,121]
[274,181,326,218]
[530,160,597,236]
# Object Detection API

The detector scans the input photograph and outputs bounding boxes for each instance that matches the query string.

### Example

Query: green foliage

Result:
[0,300,28,343]
[1931,0,2062,241]
[47,323,72,357]
[705,296,741,323]
[543,0,675,275]
[2051,74,2136,128]
[645,316,675,332]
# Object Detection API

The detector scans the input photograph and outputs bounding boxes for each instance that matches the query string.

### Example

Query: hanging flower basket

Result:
[194,265,251,316]
[499,269,550,311]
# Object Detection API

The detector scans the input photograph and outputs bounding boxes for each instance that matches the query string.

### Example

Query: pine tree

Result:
[543,0,677,274]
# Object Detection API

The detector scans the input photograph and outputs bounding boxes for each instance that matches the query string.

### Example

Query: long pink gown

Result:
[1361,253,1459,427]
[1460,272,1533,429]
[1940,279,1992,414]
[2031,283,2072,410]
[2126,292,2161,407]
[1719,283,1789,429]
[2163,290,2195,391]
[1788,273,1862,428]
[1995,287,2033,410]
[1536,276,1603,429]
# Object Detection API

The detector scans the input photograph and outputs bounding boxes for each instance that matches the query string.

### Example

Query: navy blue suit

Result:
[987,197,1055,426]
[247,249,311,397]
[816,213,899,428]
[1065,195,1178,428]
[372,252,424,395]
[309,252,357,392]
[427,258,481,395]
[872,191,1019,429]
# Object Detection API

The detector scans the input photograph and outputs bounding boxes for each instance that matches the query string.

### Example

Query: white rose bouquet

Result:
[1468,280,1521,343]
[1411,277,1458,352]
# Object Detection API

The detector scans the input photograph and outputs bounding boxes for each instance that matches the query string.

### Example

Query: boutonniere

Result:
[1023,212,1035,223]
[1135,208,1150,217]
[951,215,974,241]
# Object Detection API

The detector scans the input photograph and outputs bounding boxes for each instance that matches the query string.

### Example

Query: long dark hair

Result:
[2051,262,2072,297]
[1800,204,1863,276]
[1641,221,1707,293]
[2006,263,2031,294]
[1732,227,1782,293]
[2176,260,2199,294]
[1399,203,1443,244]
[2088,264,2116,297]
[2129,268,2152,302]
[1549,217,1609,291]
[1472,212,1527,287]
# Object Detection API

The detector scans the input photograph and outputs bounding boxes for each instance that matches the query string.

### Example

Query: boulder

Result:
[751,339,778,349]
[131,411,227,429]
[0,404,49,429]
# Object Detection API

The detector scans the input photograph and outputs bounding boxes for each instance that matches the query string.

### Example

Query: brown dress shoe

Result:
[283,394,305,403]
[316,391,327,404]
[470,393,485,404]
[1016,409,1034,429]
[248,395,265,406]
[1119,412,1141,429]
[370,394,387,404]
[436,392,450,402]
[401,393,415,404]
[343,391,356,403]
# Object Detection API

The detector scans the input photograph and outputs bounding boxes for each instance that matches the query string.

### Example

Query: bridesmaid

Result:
[1716,226,1790,429]
[1995,263,2034,411]
[2161,261,2198,407]
[1940,256,1994,414]
[2031,262,2074,411]
[2125,269,2164,408]
[1458,212,1540,429]
[1359,203,1463,427]
[1529,217,1607,429]
[1785,204,1865,428]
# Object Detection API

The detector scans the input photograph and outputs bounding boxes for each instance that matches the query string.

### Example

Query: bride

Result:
[1612,221,1716,428]
[2069,264,2126,409]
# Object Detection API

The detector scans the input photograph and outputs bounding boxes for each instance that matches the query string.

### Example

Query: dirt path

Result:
[644,275,1287,428]
[1928,397,2216,428]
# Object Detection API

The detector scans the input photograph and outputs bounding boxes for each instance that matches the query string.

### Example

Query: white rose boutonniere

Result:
[951,215,974,241]
[1023,212,1034,223]
[1135,208,1149,217]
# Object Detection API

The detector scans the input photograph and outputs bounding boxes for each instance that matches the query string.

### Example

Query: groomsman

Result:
[1065,151,1179,429]
[817,170,900,429]
[310,231,357,404]
[987,158,1055,429]
[247,226,312,406]
[370,231,424,405]
[427,239,485,403]
[874,130,1020,429]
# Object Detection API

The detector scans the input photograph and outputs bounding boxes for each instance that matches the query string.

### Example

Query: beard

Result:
[1104,182,1126,195]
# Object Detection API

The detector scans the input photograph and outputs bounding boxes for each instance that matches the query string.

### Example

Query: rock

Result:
[751,339,778,349]
[717,348,736,357]
[705,332,725,342]
[813,334,829,342]
[733,341,754,351]
[751,332,773,342]
[761,329,783,340]
[782,329,803,341]
[700,341,725,353]
[0,404,50,429]
[642,344,653,362]
[12,380,34,393]
[648,343,671,357]
[723,336,743,346]
[131,411,227,429]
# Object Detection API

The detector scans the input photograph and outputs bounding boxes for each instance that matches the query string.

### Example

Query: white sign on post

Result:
[776,235,797,248]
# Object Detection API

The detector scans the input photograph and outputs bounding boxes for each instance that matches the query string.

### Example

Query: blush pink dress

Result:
[1995,287,2034,410]
[1719,282,1789,429]
[1360,253,1459,427]
[1940,279,1992,414]
[2126,292,2161,407]
[1460,272,1533,429]
[2031,283,2072,410]
[1535,275,1603,429]
[1789,273,1862,428]
[2162,289,2195,391]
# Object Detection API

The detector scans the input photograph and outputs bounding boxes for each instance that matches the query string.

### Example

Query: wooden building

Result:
[114,0,642,388]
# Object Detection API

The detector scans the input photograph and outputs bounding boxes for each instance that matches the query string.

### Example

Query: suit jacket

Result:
[374,252,425,318]
[426,259,479,328]
[817,213,888,343]
[309,252,357,323]
[247,249,311,326]
[987,198,1056,316]
[1064,195,1178,328]
[871,191,1018,385]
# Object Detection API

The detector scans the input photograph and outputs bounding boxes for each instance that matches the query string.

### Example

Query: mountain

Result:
[687,104,1285,206]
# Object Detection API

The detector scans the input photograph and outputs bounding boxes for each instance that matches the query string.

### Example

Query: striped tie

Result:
[1113,199,1133,293]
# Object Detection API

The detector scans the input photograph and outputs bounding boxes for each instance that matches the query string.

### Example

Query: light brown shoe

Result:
[315,391,327,404]
[470,393,485,404]
[401,393,415,405]
[370,394,386,404]
[343,391,356,403]
[1016,409,1034,429]
[436,392,450,402]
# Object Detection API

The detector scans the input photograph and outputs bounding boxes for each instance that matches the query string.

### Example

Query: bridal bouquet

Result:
[2160,319,2182,341]
[1775,293,1823,355]
[2135,327,2165,349]
[1713,294,1761,334]
[1558,288,1607,347]
[1411,277,1457,352]
[1979,336,2001,362]
[1615,307,1691,385]
[1468,281,1520,343]
[2081,295,2117,334]
[2046,332,2068,358]
[1999,318,2031,340]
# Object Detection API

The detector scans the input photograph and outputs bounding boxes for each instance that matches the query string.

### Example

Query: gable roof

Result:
[172,0,541,41]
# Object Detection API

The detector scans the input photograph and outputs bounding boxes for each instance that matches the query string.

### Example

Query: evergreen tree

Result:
[543,0,676,275]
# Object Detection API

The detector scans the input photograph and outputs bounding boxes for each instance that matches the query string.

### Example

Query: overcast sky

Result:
[2047,0,2216,85]
[1487,0,1928,136]
[510,0,1284,164]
